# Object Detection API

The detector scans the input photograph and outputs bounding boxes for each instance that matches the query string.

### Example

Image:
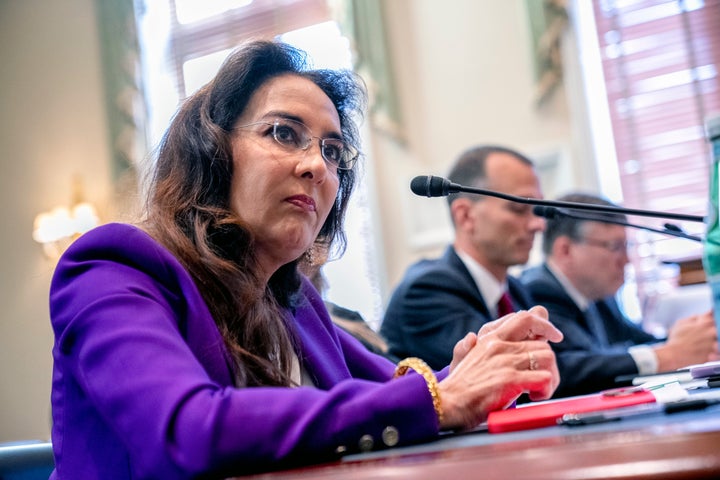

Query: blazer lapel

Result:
[290,297,352,390]
[445,247,491,316]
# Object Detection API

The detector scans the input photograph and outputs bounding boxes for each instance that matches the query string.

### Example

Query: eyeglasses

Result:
[235,117,359,171]
[577,237,629,253]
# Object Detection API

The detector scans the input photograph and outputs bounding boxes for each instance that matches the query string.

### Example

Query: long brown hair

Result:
[141,40,366,386]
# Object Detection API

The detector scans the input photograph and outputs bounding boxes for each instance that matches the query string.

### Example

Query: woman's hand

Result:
[439,306,562,431]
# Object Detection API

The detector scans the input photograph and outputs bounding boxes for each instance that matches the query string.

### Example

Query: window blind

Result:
[592,0,720,223]
[590,0,720,315]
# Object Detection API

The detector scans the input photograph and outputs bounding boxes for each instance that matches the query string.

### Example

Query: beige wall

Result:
[0,0,112,442]
[373,0,598,291]
[0,0,598,442]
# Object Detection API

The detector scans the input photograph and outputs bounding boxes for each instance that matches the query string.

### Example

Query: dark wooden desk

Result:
[245,404,720,479]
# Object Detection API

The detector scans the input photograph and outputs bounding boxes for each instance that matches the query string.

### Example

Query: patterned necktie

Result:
[497,291,515,318]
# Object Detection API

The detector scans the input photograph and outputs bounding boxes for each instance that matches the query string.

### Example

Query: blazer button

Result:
[382,426,399,447]
[358,434,374,452]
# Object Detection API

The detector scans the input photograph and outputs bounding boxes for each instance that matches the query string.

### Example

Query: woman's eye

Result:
[274,124,300,146]
[322,143,342,162]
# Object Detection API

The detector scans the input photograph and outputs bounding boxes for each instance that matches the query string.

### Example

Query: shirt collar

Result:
[455,247,506,314]
[546,259,591,310]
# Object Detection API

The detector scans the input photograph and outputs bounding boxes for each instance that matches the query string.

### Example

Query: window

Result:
[576,0,720,322]
[136,0,331,145]
[134,0,386,328]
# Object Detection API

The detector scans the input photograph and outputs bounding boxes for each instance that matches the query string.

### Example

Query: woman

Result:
[49,40,562,479]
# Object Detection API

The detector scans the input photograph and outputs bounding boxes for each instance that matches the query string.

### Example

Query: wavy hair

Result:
[141,40,367,386]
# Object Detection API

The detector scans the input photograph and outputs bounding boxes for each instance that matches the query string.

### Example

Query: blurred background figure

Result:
[381,145,546,370]
[522,192,718,398]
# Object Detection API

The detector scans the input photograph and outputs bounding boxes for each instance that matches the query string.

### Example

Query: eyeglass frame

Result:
[575,236,630,254]
[234,117,359,171]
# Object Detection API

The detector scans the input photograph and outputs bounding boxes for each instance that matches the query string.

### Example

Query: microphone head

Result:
[410,175,450,197]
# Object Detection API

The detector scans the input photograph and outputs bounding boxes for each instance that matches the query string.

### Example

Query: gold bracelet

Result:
[393,357,444,425]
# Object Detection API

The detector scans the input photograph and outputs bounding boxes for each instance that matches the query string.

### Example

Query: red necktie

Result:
[497,291,515,318]
[498,291,518,409]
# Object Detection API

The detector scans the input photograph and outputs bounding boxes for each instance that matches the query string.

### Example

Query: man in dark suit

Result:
[521,192,718,397]
[381,145,546,370]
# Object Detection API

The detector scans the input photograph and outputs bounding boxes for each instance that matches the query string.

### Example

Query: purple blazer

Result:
[49,223,441,479]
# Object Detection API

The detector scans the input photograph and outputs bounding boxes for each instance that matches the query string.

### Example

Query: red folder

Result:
[486,390,656,433]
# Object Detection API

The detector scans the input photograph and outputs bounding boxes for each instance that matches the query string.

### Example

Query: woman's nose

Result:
[297,144,331,181]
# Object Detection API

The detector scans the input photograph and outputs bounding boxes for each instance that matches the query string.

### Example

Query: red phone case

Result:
[487,390,657,433]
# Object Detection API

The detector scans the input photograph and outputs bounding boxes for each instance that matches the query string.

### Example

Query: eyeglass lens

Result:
[271,119,355,170]
[581,238,628,253]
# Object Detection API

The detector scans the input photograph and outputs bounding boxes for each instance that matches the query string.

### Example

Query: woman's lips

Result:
[286,195,317,212]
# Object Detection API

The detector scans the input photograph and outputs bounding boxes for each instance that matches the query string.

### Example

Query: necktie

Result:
[497,291,515,318]
[584,302,609,347]
[498,291,518,409]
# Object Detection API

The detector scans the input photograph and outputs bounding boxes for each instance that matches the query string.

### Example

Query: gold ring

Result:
[528,351,538,371]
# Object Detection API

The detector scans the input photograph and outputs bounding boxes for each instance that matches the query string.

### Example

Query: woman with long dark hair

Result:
[48,40,562,479]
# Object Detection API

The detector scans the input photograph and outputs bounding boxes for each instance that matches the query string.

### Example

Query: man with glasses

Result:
[381,145,547,370]
[521,192,718,398]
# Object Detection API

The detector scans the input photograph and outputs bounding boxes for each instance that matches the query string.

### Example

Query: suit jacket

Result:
[521,263,660,398]
[381,246,535,370]
[49,224,442,479]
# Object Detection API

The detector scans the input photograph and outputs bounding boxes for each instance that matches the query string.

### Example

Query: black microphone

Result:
[532,205,702,242]
[410,175,706,224]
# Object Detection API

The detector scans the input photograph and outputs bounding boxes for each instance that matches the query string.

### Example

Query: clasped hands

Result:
[438,306,563,431]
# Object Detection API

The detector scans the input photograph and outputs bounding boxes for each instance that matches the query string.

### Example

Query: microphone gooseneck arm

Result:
[533,206,702,242]
[410,175,706,224]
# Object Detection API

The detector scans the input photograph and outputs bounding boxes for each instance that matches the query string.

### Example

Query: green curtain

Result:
[336,0,404,142]
[525,0,569,106]
[94,0,147,199]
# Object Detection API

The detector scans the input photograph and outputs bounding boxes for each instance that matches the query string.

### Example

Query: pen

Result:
[559,403,662,426]
[559,398,720,426]
[706,375,720,389]
[614,369,691,387]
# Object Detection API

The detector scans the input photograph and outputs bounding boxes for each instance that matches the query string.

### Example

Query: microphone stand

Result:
[452,184,706,223]
[411,175,707,224]
[534,206,703,242]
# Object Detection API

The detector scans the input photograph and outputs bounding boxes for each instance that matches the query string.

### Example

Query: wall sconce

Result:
[32,179,100,260]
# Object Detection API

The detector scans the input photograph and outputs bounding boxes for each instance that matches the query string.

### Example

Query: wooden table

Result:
[244,403,720,479]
